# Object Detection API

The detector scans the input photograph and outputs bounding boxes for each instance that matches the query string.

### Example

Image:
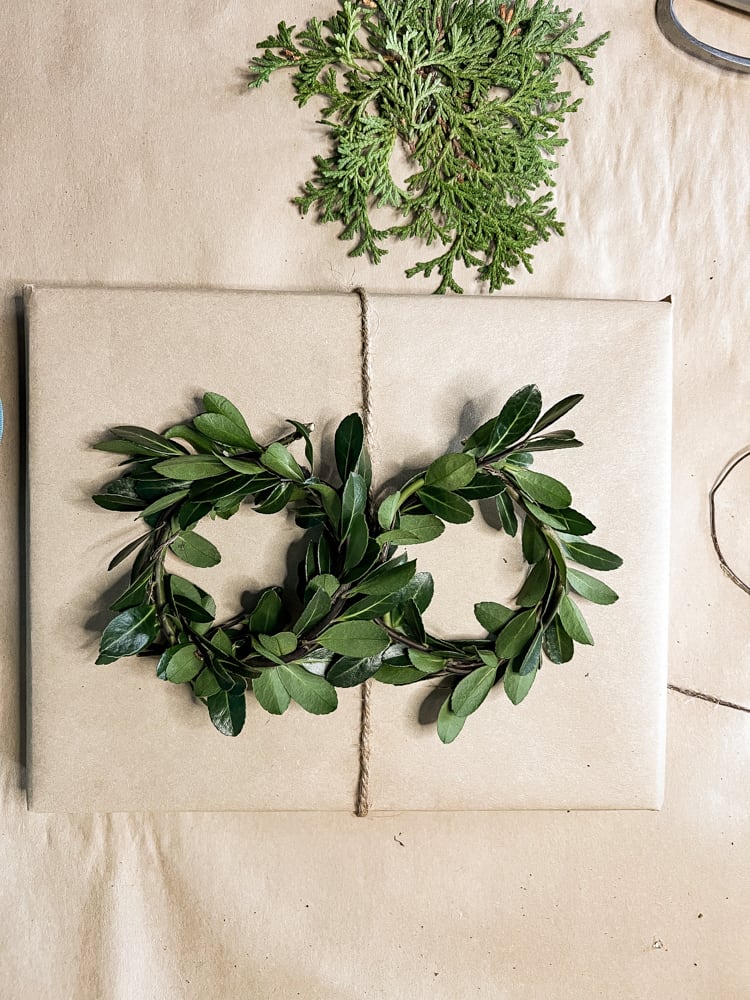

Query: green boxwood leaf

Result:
[418,486,474,524]
[424,453,477,491]
[377,491,401,530]
[558,594,594,645]
[258,631,298,658]
[253,668,292,715]
[194,413,257,450]
[336,592,399,621]
[96,605,157,663]
[494,609,538,659]
[515,559,551,607]
[457,474,508,500]
[437,695,466,744]
[377,514,445,545]
[567,569,619,605]
[341,472,367,540]
[531,393,584,434]
[543,616,574,664]
[109,570,151,612]
[138,489,189,520]
[510,467,572,509]
[293,587,332,634]
[277,663,338,714]
[153,455,229,480]
[465,385,542,456]
[317,621,390,658]
[92,493,145,512]
[110,425,186,456]
[518,630,543,676]
[203,392,258,446]
[355,558,416,597]
[504,663,538,705]
[170,530,221,568]
[261,442,305,482]
[396,571,434,614]
[193,668,223,699]
[450,663,498,717]
[522,517,547,564]
[495,490,518,536]
[372,664,429,685]
[164,643,202,684]
[408,649,447,674]
[164,423,217,454]
[107,533,151,572]
[334,413,364,482]
[206,690,246,736]
[220,456,265,475]
[474,601,515,633]
[326,654,384,688]
[563,540,623,572]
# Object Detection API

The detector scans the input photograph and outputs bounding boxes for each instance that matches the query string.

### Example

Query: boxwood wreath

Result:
[92,385,622,743]
[247,0,609,294]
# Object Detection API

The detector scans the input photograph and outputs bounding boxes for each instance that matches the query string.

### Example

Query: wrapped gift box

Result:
[24,285,671,812]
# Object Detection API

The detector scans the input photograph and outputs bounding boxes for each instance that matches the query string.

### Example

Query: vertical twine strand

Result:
[354,287,374,818]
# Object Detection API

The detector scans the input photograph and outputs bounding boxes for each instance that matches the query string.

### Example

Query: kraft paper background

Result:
[1,1,749,996]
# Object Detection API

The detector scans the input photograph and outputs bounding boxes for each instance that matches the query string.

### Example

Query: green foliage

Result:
[247,1,608,293]
[92,385,620,741]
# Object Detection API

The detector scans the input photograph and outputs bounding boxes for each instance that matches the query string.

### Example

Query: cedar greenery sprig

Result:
[247,0,608,294]
[92,386,621,742]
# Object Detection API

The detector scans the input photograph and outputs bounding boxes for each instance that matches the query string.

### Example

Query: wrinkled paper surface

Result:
[0,1,749,996]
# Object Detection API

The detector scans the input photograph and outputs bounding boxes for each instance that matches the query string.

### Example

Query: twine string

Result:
[354,287,374,818]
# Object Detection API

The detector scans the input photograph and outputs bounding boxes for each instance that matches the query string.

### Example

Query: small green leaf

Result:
[92,493,145,512]
[558,594,594,645]
[317,621,390,658]
[293,588,332,635]
[341,472,367,540]
[202,392,257,446]
[495,609,538,659]
[343,513,370,573]
[107,534,150,572]
[220,456,265,475]
[164,423,217,454]
[418,487,474,524]
[504,663,538,705]
[543,616,574,664]
[474,601,515,633]
[377,514,445,545]
[305,574,340,600]
[424,453,477,491]
[516,559,551,607]
[248,587,283,634]
[170,531,221,568]
[437,696,466,744]
[278,663,338,714]
[457,474,508,500]
[194,413,257,450]
[510,467,572,509]
[396,572,434,614]
[326,654,384,688]
[522,517,547,564]
[258,631,298,658]
[377,491,401,531]
[531,394,584,434]
[193,669,223,699]
[355,559,417,597]
[336,592,399,621]
[96,605,157,663]
[567,569,619,605]
[451,663,498,717]
[465,386,542,456]
[335,413,364,482]
[138,489,189,520]
[153,455,229,480]
[306,479,342,524]
[164,643,203,684]
[253,668,292,715]
[261,442,305,482]
[408,649,446,673]
[206,690,246,736]
[518,630,543,676]
[109,425,186,456]
[563,541,623,572]
[372,664,430,685]
[495,490,518,536]
[109,570,151,612]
